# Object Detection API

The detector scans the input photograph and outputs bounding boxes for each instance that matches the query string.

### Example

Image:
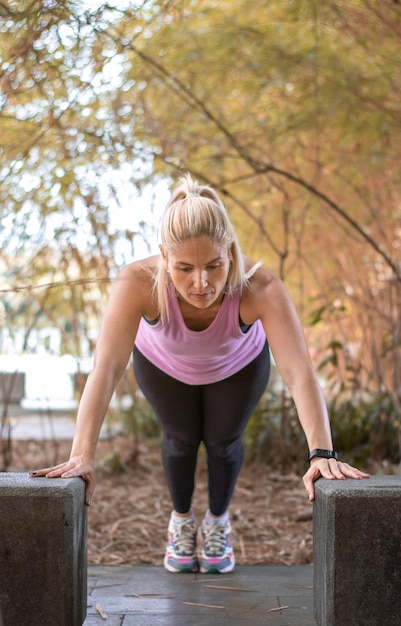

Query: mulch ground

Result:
[9,437,314,567]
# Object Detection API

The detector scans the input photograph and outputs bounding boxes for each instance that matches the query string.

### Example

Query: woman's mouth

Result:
[190,292,212,300]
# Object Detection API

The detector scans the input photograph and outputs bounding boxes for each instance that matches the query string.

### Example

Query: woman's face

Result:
[162,236,231,310]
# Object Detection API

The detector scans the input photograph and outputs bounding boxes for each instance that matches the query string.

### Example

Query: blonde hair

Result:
[154,174,253,322]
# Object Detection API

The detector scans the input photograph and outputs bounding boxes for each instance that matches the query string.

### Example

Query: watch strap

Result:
[308,448,338,463]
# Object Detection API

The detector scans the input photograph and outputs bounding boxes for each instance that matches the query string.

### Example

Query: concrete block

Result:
[314,475,401,626]
[0,473,87,626]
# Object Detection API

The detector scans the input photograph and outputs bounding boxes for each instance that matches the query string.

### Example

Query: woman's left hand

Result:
[303,458,370,502]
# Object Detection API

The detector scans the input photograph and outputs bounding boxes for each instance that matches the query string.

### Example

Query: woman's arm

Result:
[241,268,369,500]
[30,260,158,504]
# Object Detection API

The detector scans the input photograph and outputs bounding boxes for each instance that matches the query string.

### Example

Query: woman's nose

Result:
[193,270,208,289]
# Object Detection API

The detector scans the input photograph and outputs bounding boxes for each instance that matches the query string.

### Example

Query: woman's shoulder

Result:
[240,260,288,322]
[111,256,160,316]
[118,255,160,284]
[244,258,279,291]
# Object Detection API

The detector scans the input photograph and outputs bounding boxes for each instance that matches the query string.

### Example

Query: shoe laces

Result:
[203,522,228,556]
[171,520,196,555]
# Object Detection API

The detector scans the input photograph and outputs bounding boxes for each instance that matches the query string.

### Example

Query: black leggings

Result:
[133,342,270,516]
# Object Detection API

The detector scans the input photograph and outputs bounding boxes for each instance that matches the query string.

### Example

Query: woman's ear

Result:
[159,245,168,270]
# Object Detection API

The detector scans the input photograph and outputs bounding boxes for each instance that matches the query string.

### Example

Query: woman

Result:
[30,174,369,574]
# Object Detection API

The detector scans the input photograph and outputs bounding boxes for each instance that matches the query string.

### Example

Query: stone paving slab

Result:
[85,564,314,625]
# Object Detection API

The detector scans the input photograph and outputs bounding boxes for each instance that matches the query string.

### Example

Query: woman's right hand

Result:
[29,456,96,506]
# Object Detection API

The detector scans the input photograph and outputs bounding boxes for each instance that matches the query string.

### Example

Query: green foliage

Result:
[328,392,401,466]
[97,450,128,475]
[97,393,160,470]
[243,385,401,470]
[243,389,305,470]
[105,393,161,443]
[127,394,161,442]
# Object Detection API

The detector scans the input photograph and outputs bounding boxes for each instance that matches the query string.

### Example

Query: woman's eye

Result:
[177,264,219,272]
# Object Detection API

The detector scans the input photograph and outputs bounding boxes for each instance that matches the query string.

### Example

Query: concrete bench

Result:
[314,475,401,626]
[0,473,87,626]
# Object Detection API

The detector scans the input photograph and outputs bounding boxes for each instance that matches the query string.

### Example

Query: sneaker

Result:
[164,516,198,573]
[200,518,235,573]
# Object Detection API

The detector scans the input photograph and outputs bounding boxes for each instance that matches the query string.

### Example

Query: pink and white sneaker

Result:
[164,516,198,573]
[200,518,235,574]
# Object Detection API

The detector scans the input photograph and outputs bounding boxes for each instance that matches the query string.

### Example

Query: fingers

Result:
[303,464,322,501]
[29,463,70,478]
[325,458,347,480]
[29,462,96,507]
[59,465,96,506]
[336,462,370,480]
[303,459,370,502]
[84,476,95,506]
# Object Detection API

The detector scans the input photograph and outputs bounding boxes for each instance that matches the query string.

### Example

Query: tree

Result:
[1,0,400,405]
[0,0,161,354]
[107,0,401,397]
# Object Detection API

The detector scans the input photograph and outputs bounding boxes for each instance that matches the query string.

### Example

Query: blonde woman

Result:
[31,175,369,574]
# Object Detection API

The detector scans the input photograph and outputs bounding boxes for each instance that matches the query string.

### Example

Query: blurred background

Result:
[1,0,400,472]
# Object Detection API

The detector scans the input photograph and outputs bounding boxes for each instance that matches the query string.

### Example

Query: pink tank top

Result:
[134,283,266,384]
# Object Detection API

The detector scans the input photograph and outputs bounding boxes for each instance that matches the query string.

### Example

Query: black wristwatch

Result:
[308,448,338,463]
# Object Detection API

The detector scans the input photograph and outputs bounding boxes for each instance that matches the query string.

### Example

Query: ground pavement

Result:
[84,564,315,625]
